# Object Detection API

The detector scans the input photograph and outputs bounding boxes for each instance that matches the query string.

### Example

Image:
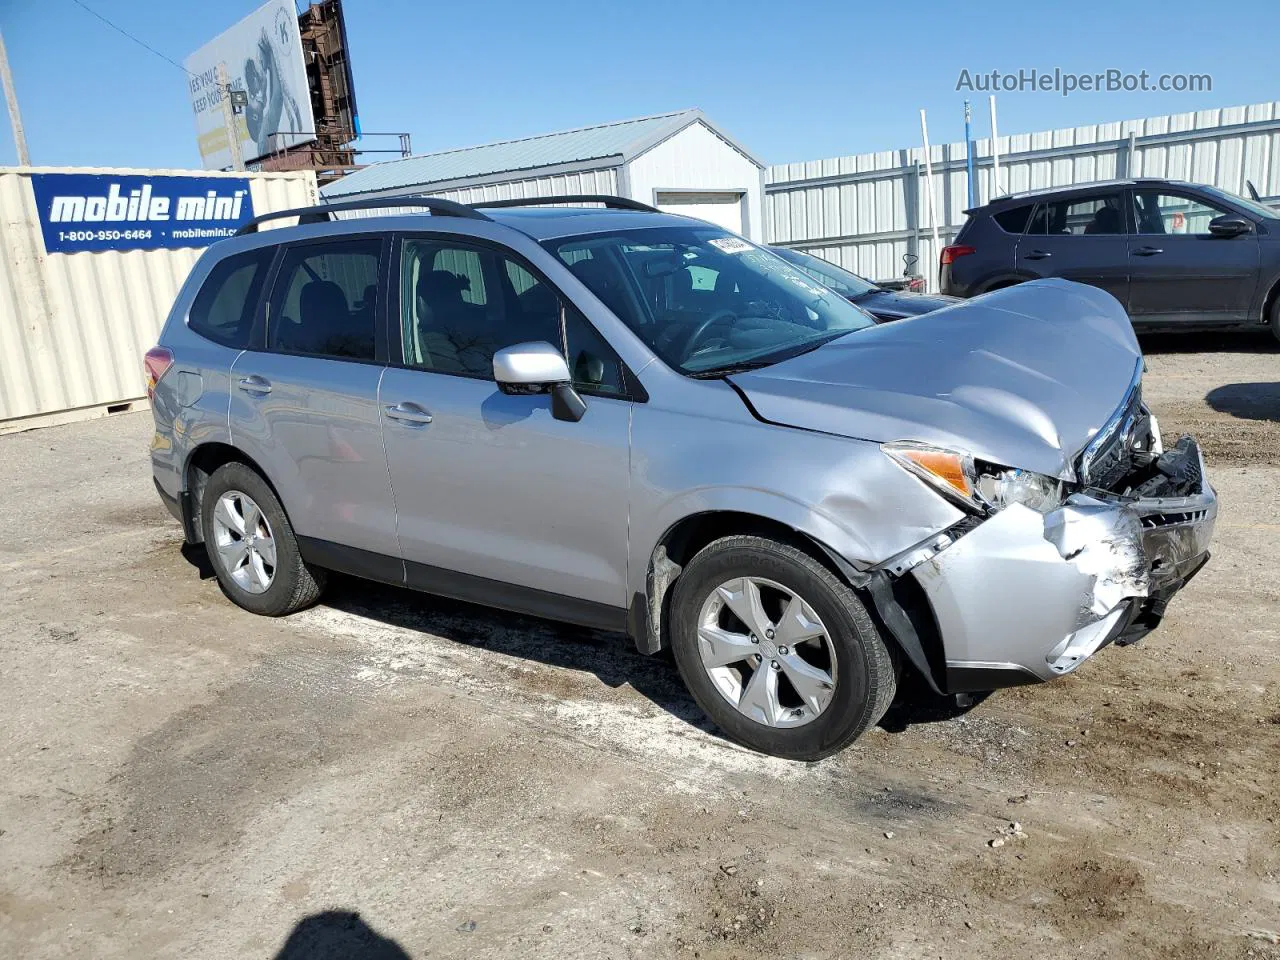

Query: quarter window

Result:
[1027,194,1126,236]
[267,239,381,360]
[992,205,1033,234]
[188,248,273,348]
[1132,191,1230,235]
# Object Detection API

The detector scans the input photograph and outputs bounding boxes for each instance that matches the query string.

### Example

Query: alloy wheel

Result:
[696,576,838,728]
[211,490,277,595]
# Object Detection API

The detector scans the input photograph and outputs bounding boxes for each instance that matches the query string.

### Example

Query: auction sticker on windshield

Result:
[708,236,753,254]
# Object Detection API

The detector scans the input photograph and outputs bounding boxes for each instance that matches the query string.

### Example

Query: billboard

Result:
[30,173,255,253]
[184,0,316,169]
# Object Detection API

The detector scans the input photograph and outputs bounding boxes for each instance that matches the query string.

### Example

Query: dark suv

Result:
[940,178,1280,338]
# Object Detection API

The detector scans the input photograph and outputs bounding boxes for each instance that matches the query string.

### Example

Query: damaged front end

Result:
[878,380,1216,692]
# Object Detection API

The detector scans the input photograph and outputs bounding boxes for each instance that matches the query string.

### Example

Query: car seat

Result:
[1084,206,1122,235]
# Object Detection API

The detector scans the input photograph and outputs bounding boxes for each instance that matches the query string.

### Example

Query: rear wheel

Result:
[200,462,325,616]
[1270,295,1280,345]
[669,536,896,760]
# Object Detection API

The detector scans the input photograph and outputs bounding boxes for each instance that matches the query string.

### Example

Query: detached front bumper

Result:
[910,437,1216,692]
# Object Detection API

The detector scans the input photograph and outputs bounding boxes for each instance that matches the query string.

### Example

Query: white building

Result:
[321,109,767,240]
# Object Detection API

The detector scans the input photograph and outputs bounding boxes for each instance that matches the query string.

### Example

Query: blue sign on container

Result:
[30,173,256,254]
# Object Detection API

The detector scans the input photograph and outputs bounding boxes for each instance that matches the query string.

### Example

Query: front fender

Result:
[626,402,965,605]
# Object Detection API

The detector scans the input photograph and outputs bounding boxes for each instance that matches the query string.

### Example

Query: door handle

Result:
[1133,246,1164,256]
[1023,249,1052,261]
[237,375,271,395]
[384,401,433,425]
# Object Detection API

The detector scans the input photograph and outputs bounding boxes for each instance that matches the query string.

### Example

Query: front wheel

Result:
[669,536,896,760]
[200,462,326,617]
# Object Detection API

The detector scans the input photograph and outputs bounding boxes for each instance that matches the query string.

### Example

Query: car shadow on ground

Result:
[1138,331,1278,355]
[319,572,714,732]
[272,910,411,960]
[180,551,991,744]
[1205,382,1280,423]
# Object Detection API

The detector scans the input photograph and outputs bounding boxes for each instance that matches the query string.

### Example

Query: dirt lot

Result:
[1,334,1278,960]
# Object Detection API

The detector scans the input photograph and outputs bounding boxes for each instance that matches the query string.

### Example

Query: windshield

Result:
[770,247,879,299]
[1199,185,1280,221]
[545,227,876,375]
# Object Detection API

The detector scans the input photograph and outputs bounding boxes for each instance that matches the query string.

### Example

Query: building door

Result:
[655,191,745,235]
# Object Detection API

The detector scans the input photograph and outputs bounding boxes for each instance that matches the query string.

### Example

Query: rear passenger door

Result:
[378,234,634,614]
[229,235,402,568]
[1016,191,1130,307]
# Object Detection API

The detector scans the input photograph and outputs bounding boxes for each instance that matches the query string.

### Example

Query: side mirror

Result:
[492,341,586,422]
[1208,214,1252,238]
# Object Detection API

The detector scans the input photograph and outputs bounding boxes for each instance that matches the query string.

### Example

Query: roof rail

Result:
[472,194,660,213]
[234,196,492,236]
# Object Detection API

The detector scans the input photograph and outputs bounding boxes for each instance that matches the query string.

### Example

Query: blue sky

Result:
[0,0,1274,170]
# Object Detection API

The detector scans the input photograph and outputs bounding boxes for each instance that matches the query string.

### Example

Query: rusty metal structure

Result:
[256,0,409,184]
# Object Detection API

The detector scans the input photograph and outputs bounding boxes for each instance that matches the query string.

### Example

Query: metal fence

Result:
[765,101,1280,291]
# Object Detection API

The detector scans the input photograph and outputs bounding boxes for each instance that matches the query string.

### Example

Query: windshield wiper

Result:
[688,359,778,379]
[688,330,861,379]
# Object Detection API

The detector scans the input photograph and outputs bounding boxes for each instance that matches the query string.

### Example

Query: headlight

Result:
[882,441,1065,515]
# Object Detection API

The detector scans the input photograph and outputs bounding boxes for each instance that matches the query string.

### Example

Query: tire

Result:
[1270,295,1280,345]
[200,462,326,617]
[669,536,896,761]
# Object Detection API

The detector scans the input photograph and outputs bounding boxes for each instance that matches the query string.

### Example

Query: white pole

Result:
[0,27,30,166]
[919,108,941,292]
[989,95,1001,199]
[217,62,244,172]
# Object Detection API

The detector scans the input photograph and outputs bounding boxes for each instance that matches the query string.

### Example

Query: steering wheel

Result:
[680,308,737,361]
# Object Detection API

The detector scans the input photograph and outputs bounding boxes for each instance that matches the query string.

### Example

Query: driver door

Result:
[378,235,636,616]
[1126,188,1260,325]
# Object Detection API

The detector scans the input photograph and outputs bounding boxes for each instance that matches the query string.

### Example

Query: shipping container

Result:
[0,167,316,433]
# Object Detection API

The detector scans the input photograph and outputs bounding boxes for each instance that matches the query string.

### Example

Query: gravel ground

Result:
[1,334,1278,960]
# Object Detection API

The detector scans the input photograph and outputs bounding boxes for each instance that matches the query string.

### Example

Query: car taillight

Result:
[940,244,976,266]
[144,346,174,400]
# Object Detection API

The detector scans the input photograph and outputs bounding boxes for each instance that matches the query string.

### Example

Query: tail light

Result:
[144,346,174,400]
[940,244,976,266]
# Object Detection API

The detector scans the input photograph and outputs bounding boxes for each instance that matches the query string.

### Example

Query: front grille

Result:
[1140,509,1209,529]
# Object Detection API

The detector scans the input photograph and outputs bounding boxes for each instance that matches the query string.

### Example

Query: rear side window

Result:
[1027,193,1126,236]
[187,249,273,348]
[267,239,382,361]
[992,205,1033,234]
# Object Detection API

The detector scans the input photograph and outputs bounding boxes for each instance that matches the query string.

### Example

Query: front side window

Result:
[267,239,381,360]
[546,228,877,376]
[188,248,273,348]
[400,239,627,396]
[1027,193,1126,236]
[1132,191,1230,236]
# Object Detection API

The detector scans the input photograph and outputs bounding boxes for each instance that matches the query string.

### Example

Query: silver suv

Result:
[147,194,1216,760]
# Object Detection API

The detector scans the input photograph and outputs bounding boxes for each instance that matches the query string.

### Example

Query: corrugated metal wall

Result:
[766,101,1280,290]
[332,168,620,218]
[0,167,316,431]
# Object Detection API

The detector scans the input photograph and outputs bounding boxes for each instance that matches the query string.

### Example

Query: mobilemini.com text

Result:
[956,68,1212,97]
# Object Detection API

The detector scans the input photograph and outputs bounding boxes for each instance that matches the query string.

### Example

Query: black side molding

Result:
[295,536,628,634]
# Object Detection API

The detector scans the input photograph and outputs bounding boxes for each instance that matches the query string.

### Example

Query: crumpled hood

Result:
[729,279,1142,480]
